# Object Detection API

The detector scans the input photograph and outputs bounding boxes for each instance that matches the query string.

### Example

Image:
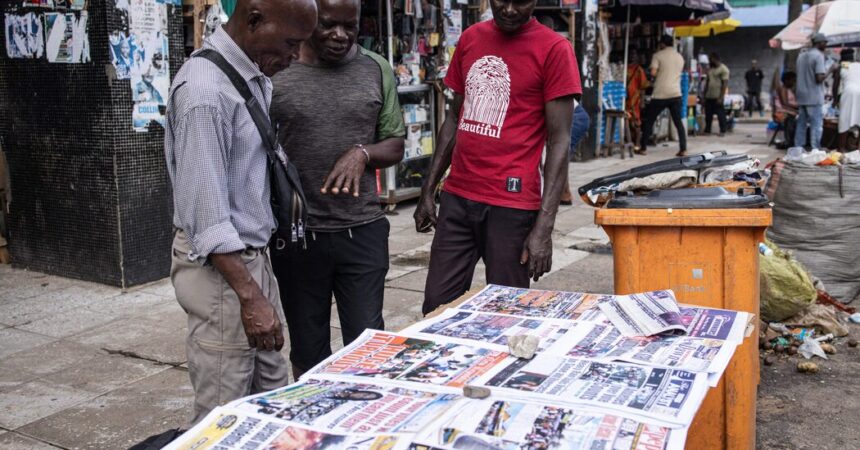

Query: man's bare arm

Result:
[413,93,464,232]
[520,95,575,281]
[210,252,284,351]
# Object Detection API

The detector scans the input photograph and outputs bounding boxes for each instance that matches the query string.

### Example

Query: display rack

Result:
[379,83,437,211]
[368,0,444,210]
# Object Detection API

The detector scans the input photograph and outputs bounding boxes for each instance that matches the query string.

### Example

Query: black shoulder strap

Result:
[194,49,280,158]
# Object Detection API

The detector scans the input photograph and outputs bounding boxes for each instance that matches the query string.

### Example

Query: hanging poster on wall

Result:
[111,0,171,132]
[70,0,86,10]
[44,11,90,63]
[4,12,44,59]
[23,1,55,7]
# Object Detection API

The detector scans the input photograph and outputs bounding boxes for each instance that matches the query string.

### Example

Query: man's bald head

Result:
[226,0,318,76]
[304,0,361,64]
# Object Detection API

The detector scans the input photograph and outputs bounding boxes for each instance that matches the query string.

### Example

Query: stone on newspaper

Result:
[463,385,491,399]
[508,334,539,359]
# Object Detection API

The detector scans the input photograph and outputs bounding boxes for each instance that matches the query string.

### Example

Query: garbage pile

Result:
[758,239,858,375]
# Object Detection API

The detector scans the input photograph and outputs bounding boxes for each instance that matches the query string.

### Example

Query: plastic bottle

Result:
[759,243,773,256]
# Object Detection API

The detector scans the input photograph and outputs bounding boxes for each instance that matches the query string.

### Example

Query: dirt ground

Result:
[756,330,860,450]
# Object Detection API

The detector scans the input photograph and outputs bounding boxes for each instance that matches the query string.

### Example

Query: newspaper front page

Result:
[455,285,593,319]
[598,290,688,337]
[227,378,459,434]
[164,406,412,450]
[469,353,709,426]
[413,398,687,450]
[400,309,572,353]
[305,330,509,389]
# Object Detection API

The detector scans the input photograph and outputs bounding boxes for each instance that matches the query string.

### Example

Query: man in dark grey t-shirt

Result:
[269,0,405,378]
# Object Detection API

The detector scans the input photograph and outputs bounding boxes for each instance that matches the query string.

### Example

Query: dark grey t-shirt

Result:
[270,48,405,231]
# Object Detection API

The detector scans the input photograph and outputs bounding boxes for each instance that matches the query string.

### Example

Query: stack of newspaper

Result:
[166,285,753,450]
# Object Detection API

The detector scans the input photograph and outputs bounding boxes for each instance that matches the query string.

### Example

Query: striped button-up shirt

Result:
[165,27,275,260]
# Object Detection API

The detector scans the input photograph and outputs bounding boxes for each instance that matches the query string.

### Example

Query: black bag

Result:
[194,49,308,248]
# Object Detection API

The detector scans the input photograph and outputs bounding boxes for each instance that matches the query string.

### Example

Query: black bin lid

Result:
[607,187,770,209]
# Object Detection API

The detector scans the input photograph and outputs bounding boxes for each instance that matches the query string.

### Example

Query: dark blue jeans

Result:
[569,104,590,159]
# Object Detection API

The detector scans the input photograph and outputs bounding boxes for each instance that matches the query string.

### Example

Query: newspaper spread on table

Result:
[598,290,688,337]
[167,284,754,450]
[404,306,748,381]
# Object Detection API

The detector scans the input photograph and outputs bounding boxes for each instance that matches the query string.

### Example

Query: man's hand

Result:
[520,228,553,282]
[210,252,284,352]
[240,294,284,352]
[414,193,437,232]
[322,146,366,196]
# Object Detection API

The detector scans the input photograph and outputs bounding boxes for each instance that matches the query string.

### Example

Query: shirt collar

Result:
[202,26,265,82]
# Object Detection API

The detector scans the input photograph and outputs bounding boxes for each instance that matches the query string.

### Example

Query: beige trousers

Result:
[170,231,289,425]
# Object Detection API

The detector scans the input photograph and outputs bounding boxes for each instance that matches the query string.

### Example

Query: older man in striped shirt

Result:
[164,0,316,424]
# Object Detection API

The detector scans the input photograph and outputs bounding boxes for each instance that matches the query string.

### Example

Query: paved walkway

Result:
[0,123,788,449]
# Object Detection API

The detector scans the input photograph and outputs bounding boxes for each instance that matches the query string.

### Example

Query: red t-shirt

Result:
[443,18,582,210]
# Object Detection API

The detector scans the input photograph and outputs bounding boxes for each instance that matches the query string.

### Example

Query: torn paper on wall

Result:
[44,12,90,64]
[5,13,44,59]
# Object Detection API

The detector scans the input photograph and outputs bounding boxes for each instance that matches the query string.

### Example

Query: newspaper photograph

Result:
[470,354,709,425]
[456,285,586,319]
[413,398,687,450]
[228,378,459,434]
[401,309,572,353]
[306,330,509,389]
[598,290,688,337]
[165,406,410,450]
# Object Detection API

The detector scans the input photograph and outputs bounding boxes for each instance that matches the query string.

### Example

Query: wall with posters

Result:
[0,0,183,287]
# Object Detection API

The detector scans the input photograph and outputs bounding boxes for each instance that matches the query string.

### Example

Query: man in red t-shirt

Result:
[414,0,582,314]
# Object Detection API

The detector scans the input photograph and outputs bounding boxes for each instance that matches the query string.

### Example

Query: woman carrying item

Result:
[774,71,799,149]
[625,48,649,151]
[836,49,860,150]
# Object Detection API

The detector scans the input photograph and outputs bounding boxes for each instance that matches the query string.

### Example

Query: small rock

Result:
[763,356,775,366]
[847,339,858,348]
[820,343,837,355]
[765,328,780,342]
[797,361,819,374]
[787,346,798,356]
[774,344,786,354]
[463,385,491,399]
[508,334,540,359]
[763,341,774,351]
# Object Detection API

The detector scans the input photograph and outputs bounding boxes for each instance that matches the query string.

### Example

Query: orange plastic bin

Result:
[595,208,772,450]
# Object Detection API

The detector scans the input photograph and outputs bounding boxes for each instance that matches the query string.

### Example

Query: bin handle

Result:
[736,186,763,197]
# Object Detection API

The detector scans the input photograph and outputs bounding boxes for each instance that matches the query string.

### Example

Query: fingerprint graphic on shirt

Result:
[460,55,510,139]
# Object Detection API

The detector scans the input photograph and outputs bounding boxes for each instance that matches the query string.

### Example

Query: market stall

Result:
[598,0,717,151]
[166,284,758,450]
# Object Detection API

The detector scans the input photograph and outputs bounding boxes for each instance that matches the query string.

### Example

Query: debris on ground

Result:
[799,337,828,360]
[760,241,817,322]
[796,361,820,374]
[820,343,837,355]
[786,303,850,337]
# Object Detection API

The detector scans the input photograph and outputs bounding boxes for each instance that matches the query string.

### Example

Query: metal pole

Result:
[386,0,395,68]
